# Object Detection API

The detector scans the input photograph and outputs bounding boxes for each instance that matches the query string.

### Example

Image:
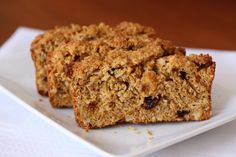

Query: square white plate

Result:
[1,27,236,157]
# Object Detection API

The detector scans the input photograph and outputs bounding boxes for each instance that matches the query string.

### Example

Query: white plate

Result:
[1,27,236,157]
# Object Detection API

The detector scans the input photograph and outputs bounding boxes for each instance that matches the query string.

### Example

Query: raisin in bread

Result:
[68,39,212,129]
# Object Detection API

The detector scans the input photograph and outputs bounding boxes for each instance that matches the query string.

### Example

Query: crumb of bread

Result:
[128,126,138,131]
[146,129,154,140]
[128,126,143,135]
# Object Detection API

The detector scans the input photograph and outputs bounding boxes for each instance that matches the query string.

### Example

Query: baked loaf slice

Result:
[31,21,156,97]
[47,22,159,107]
[68,39,215,129]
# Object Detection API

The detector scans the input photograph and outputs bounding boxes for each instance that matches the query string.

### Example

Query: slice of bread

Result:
[68,39,211,129]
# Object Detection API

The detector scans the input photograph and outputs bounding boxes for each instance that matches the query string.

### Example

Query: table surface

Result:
[1,0,236,50]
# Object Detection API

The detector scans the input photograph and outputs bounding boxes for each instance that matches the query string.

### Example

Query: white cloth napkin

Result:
[0,27,236,157]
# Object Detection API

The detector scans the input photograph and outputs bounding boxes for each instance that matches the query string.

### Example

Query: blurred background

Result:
[1,0,236,49]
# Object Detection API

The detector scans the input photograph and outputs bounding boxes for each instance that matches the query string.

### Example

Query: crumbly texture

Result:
[46,22,161,107]
[31,21,215,130]
[31,21,156,97]
[68,37,215,129]
[31,24,83,96]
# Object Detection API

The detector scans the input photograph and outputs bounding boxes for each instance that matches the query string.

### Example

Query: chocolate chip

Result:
[64,63,73,78]
[142,96,159,109]
[176,110,190,117]
[179,71,187,80]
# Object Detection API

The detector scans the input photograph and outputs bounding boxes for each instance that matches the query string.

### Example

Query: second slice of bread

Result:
[47,22,158,107]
